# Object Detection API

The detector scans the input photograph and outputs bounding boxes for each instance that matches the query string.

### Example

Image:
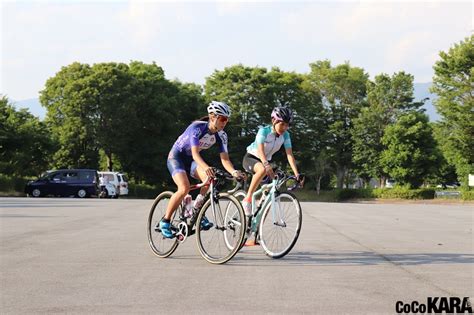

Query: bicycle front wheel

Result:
[196,193,245,264]
[228,189,248,249]
[259,192,302,259]
[147,191,180,258]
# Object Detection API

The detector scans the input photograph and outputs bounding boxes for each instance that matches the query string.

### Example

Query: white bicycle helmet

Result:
[207,101,231,117]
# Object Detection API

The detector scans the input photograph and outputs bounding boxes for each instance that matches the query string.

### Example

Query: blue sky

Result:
[1,0,472,101]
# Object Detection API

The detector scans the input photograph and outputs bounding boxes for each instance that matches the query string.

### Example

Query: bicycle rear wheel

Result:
[147,191,180,258]
[259,192,302,259]
[196,193,245,264]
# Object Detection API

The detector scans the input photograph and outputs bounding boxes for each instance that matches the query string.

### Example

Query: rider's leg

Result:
[191,163,208,210]
[192,164,209,197]
[191,164,213,229]
[244,162,266,203]
[164,172,190,220]
[241,163,266,217]
[243,163,266,245]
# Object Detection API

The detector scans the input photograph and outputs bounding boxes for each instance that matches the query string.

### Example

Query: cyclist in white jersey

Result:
[242,107,303,245]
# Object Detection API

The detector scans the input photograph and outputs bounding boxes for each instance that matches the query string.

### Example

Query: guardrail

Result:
[435,191,461,198]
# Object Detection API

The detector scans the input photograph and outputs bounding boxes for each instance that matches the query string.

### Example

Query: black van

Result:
[25,169,99,198]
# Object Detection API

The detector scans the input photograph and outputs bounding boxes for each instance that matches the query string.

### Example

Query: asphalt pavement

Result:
[1,197,473,314]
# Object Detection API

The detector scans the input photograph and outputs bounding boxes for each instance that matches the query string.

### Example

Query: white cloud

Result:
[333,3,396,41]
[216,2,245,15]
[118,1,199,49]
[385,31,434,68]
[1,1,472,100]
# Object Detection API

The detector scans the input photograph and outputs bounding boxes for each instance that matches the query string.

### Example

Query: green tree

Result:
[204,65,319,173]
[40,61,197,186]
[307,60,369,188]
[380,112,441,187]
[431,35,474,184]
[0,95,54,177]
[205,64,269,139]
[352,72,424,187]
[40,62,100,169]
[89,62,135,171]
[121,62,205,185]
[297,75,327,190]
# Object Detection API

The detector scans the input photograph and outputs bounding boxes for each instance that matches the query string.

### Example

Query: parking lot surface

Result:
[1,197,472,314]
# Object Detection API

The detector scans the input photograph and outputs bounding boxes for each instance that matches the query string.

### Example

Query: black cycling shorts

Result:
[243,153,270,173]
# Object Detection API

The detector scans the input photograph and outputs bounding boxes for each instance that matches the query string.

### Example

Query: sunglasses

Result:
[217,116,229,123]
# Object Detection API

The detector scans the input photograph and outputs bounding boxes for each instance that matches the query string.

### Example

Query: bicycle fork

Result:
[270,191,286,227]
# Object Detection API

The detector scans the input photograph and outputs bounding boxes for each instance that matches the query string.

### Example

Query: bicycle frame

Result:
[173,177,213,240]
[249,174,297,232]
[177,172,232,239]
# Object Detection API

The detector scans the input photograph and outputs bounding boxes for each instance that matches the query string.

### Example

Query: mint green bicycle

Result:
[226,170,304,258]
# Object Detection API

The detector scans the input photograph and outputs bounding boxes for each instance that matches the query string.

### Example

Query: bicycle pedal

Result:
[177,234,186,242]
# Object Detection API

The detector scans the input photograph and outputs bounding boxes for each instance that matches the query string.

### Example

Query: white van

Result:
[385,179,396,188]
[98,171,129,197]
[117,173,129,195]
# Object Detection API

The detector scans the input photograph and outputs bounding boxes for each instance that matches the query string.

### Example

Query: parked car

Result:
[117,173,129,195]
[98,171,129,197]
[385,179,396,188]
[436,182,460,189]
[25,169,99,198]
[98,179,117,198]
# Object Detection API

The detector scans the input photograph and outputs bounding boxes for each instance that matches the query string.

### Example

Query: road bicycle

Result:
[147,169,246,264]
[226,169,304,258]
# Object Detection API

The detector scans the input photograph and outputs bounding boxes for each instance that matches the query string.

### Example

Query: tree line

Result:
[1,35,472,190]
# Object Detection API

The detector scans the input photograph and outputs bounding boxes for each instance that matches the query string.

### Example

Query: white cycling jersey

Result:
[246,125,292,161]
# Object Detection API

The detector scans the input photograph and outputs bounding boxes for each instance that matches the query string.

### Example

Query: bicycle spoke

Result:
[259,193,302,259]
[147,191,179,258]
[197,193,245,264]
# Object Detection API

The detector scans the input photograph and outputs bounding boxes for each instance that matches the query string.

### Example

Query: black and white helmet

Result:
[271,106,293,124]
[207,101,231,117]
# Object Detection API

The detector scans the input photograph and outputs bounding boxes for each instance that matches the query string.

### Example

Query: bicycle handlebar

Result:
[286,174,305,191]
[225,168,305,193]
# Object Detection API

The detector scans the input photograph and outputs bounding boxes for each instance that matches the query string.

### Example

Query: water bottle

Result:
[183,194,193,218]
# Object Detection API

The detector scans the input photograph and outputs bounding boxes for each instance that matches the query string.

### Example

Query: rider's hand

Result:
[232,170,246,181]
[264,163,275,179]
[296,174,305,187]
[205,167,215,178]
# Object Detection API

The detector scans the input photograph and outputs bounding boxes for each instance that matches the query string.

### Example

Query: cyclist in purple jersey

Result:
[160,101,245,238]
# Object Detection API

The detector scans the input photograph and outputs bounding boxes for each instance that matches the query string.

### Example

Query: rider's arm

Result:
[189,123,212,174]
[191,146,210,171]
[285,148,299,178]
[220,152,237,175]
[257,142,269,165]
[258,142,274,178]
[283,131,298,176]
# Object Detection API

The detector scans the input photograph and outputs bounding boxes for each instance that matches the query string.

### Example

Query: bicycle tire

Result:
[259,192,302,259]
[230,189,250,249]
[196,193,245,264]
[147,191,180,258]
[233,189,246,201]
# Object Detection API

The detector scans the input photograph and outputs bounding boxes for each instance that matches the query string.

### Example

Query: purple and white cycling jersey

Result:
[172,121,228,156]
[167,121,228,177]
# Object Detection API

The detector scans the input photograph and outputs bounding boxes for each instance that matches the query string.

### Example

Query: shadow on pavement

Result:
[231,251,474,266]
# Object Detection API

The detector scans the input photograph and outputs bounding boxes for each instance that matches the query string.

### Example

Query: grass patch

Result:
[292,187,436,202]
[461,190,474,201]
